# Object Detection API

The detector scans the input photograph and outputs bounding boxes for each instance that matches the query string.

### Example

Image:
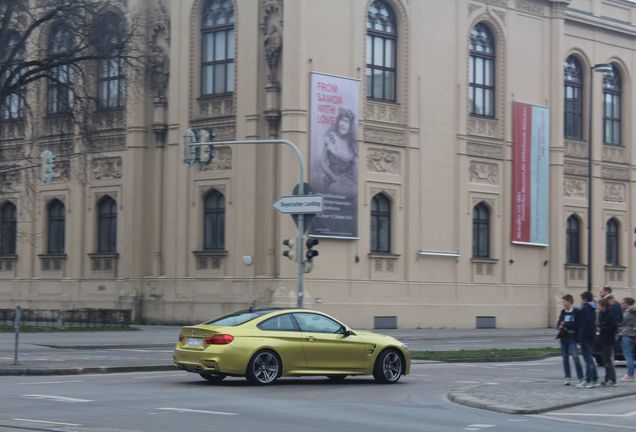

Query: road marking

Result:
[464,425,495,431]
[532,415,636,430]
[23,394,94,403]
[447,340,494,344]
[157,407,238,416]
[109,348,174,353]
[456,380,481,384]
[19,380,84,385]
[13,418,82,426]
[506,419,528,422]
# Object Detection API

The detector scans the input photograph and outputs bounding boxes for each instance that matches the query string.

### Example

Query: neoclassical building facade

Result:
[1,0,636,328]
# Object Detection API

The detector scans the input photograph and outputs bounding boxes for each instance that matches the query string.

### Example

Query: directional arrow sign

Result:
[272,195,324,214]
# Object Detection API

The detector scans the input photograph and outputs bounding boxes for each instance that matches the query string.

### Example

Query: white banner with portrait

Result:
[309,72,359,239]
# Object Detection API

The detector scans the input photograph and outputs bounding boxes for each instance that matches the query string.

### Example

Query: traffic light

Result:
[40,150,55,184]
[305,237,319,261]
[282,238,296,261]
[198,128,215,165]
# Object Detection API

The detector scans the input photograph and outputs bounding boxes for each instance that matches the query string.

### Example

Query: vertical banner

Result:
[512,101,550,246]
[309,72,360,238]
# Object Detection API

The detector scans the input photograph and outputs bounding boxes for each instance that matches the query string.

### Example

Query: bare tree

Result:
[0,0,144,115]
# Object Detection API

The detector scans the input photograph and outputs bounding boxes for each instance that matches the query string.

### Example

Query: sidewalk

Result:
[449,379,636,414]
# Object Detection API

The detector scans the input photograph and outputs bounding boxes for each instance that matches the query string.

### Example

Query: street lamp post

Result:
[587,63,613,292]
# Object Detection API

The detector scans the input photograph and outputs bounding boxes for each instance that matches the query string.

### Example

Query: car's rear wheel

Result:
[326,375,347,382]
[246,350,281,385]
[373,349,403,384]
[199,372,227,382]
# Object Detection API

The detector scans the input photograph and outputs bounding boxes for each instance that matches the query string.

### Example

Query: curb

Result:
[0,365,176,376]
[411,353,560,363]
[35,343,174,350]
[448,387,636,415]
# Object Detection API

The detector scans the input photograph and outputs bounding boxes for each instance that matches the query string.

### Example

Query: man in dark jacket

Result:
[601,286,623,325]
[576,291,599,388]
[557,294,583,385]
[598,298,618,386]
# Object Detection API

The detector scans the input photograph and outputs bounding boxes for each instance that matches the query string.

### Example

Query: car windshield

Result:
[205,310,274,326]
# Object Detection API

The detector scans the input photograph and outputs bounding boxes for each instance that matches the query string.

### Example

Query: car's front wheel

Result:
[373,349,403,384]
[199,372,227,382]
[246,350,281,385]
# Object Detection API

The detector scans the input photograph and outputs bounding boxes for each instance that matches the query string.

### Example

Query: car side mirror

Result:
[342,328,356,337]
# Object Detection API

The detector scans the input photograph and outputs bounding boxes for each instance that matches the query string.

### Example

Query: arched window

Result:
[370,194,390,253]
[566,215,581,264]
[47,199,65,254]
[603,64,621,146]
[97,196,117,253]
[564,56,583,139]
[606,218,619,266]
[366,0,397,101]
[97,13,126,109]
[469,23,495,117]
[204,190,225,251]
[472,203,490,258]
[201,0,235,96]
[1,31,25,120]
[0,202,17,255]
[47,24,74,114]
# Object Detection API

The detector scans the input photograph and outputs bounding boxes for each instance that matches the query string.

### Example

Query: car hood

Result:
[355,330,404,346]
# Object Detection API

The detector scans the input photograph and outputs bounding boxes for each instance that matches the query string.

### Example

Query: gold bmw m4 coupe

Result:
[173,308,410,385]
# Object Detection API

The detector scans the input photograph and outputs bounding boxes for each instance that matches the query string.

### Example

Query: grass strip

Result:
[410,347,560,361]
[0,325,139,333]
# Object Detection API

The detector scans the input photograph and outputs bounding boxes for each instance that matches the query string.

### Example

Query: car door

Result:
[256,313,306,372]
[293,312,367,371]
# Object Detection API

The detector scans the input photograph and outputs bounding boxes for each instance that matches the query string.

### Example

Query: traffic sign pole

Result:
[183,137,308,308]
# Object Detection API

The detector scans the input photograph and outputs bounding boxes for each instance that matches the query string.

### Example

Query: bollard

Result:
[13,305,21,365]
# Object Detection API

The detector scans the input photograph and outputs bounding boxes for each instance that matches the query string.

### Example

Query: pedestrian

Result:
[557,294,584,385]
[618,297,636,382]
[576,291,599,388]
[598,298,618,386]
[600,285,623,325]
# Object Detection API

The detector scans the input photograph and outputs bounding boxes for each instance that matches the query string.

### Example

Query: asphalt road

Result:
[1,357,633,432]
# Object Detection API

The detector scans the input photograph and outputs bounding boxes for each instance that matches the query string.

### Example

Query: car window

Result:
[206,310,272,326]
[257,314,299,331]
[293,313,343,334]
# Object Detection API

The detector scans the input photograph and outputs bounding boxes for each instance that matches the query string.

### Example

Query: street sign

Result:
[272,195,324,214]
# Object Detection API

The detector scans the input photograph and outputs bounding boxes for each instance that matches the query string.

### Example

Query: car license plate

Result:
[186,337,203,347]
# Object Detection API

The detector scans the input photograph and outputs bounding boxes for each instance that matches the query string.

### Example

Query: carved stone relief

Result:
[52,160,71,182]
[467,142,503,159]
[515,0,544,15]
[363,128,405,146]
[469,161,499,185]
[367,149,400,174]
[467,117,499,138]
[0,145,24,162]
[93,110,126,130]
[199,146,232,171]
[42,116,74,137]
[370,187,397,201]
[0,168,20,189]
[603,182,626,203]
[262,0,283,85]
[564,140,587,158]
[601,167,629,181]
[88,134,126,152]
[563,177,586,198]
[91,157,123,180]
[484,0,508,6]
[365,102,400,124]
[602,146,626,164]
[471,197,496,209]
[198,97,235,119]
[0,121,26,140]
[564,162,588,177]
[149,0,171,102]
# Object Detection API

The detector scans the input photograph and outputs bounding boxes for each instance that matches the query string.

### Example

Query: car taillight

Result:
[204,334,234,345]
[178,334,184,342]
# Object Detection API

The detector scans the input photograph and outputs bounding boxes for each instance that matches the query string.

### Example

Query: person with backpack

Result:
[557,294,583,385]
[600,285,623,325]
